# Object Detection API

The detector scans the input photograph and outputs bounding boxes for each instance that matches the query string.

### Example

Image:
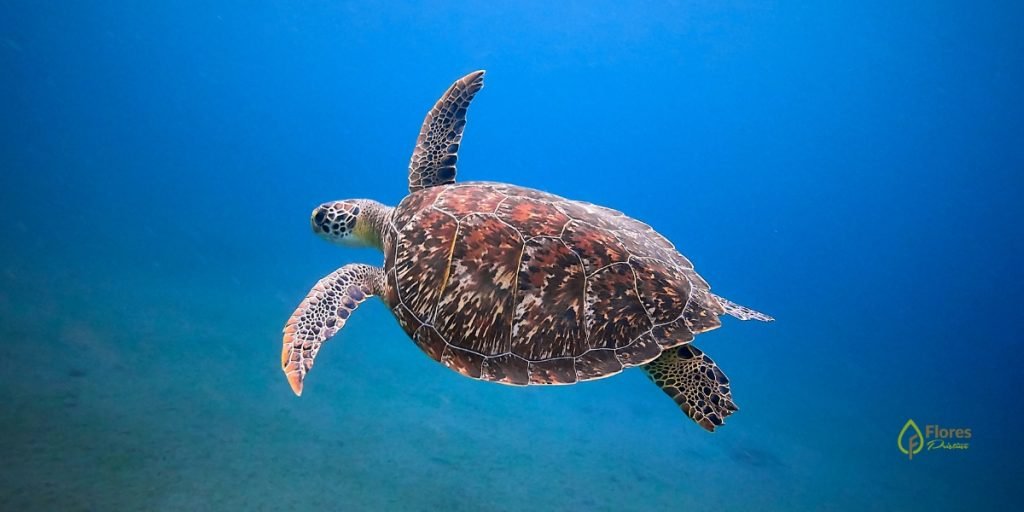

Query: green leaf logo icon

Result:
[898,419,924,460]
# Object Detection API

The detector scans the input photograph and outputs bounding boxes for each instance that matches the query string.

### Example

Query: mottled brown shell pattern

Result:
[383,182,725,386]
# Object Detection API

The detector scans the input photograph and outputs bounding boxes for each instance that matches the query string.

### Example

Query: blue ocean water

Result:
[2,1,1022,510]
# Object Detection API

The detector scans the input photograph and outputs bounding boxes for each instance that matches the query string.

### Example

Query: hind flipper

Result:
[642,345,738,432]
[712,294,774,322]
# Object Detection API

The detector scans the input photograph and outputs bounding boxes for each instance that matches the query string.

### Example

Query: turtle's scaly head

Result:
[311,199,389,250]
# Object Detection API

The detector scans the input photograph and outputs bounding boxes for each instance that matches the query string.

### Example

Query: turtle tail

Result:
[711,294,774,322]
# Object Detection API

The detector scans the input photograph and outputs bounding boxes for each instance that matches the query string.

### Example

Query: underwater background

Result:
[2,1,1022,510]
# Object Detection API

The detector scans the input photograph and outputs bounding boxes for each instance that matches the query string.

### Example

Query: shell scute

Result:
[495,196,570,237]
[511,237,587,360]
[393,186,445,227]
[683,289,724,334]
[394,208,459,323]
[434,184,506,217]
[651,318,696,348]
[561,219,629,274]
[488,183,558,201]
[553,200,622,231]
[615,220,694,270]
[433,213,523,355]
[630,257,690,324]
[480,354,530,385]
[584,262,652,350]
[528,359,578,385]
[442,345,484,379]
[412,325,445,362]
[574,349,623,380]
[614,333,663,366]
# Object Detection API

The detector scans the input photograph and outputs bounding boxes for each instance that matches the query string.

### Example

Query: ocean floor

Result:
[0,260,1012,511]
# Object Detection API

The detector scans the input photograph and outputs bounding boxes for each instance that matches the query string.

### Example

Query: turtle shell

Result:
[381,182,724,386]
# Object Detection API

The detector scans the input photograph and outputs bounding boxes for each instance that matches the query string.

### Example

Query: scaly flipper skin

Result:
[407,70,485,192]
[642,345,738,431]
[282,264,383,396]
[712,293,774,322]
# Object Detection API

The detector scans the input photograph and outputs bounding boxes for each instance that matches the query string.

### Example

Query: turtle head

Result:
[311,199,389,250]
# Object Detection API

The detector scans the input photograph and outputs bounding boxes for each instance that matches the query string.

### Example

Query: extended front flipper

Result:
[408,70,485,192]
[642,345,738,432]
[282,263,383,396]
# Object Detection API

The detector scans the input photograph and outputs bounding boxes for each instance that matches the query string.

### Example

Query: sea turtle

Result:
[282,71,773,431]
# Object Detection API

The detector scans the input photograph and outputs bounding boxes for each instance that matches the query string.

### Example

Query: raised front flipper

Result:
[282,264,383,396]
[642,345,738,432]
[408,70,485,192]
